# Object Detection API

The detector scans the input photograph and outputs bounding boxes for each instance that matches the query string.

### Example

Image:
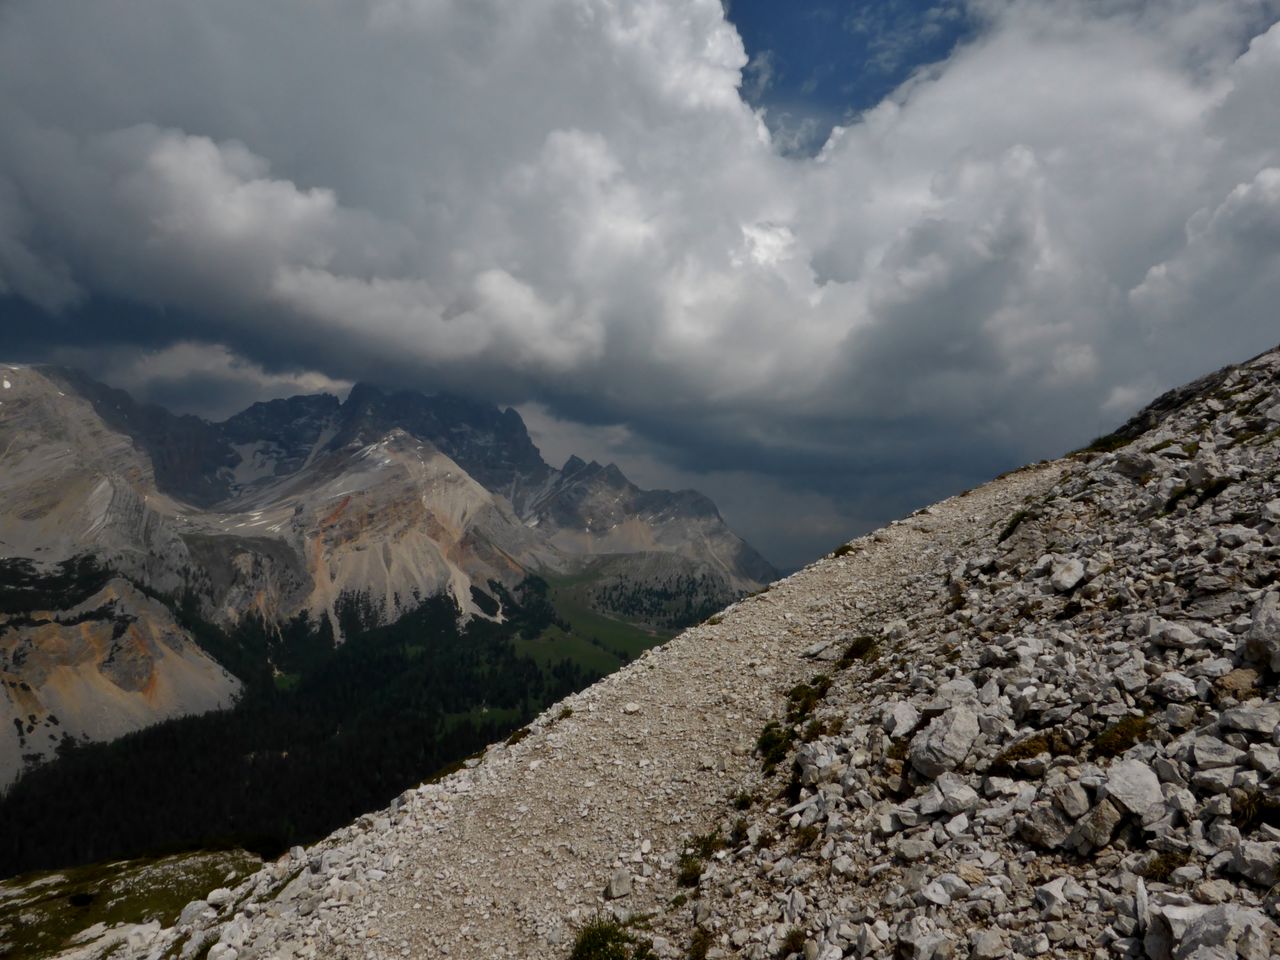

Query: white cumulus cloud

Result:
[1,0,1279,565]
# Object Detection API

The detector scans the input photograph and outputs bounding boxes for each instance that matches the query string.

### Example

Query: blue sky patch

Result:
[724,0,975,154]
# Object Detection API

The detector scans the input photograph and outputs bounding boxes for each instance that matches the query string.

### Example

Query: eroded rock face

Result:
[1145,903,1276,960]
[0,579,241,787]
[112,345,1280,960]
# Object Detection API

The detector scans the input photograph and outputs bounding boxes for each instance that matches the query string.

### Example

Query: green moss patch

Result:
[0,850,260,960]
[1091,715,1152,759]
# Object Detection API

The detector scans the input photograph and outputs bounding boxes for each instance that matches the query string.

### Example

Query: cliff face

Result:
[192,427,562,628]
[115,343,1280,960]
[0,577,240,789]
[0,366,194,594]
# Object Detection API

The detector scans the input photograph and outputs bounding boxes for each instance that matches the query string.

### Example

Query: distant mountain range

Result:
[0,364,775,785]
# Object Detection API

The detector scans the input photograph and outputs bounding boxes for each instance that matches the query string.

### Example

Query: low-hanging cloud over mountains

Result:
[2,0,1279,567]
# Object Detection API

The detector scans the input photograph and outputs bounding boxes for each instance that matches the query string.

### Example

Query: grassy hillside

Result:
[0,850,259,960]
[517,572,674,671]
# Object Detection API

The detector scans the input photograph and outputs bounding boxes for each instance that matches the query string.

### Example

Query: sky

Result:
[729,0,975,154]
[2,0,1280,570]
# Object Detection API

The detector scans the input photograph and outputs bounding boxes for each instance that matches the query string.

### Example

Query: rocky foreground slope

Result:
[99,345,1280,960]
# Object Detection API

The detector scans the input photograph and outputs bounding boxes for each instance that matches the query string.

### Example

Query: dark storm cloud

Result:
[2,0,1280,566]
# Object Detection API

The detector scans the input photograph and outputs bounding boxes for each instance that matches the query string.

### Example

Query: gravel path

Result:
[133,459,1061,960]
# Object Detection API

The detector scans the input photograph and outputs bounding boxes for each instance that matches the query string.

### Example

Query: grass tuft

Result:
[792,824,820,850]
[1075,432,1131,456]
[989,729,1075,777]
[837,636,879,668]
[570,919,656,960]
[757,721,795,773]
[691,830,724,859]
[779,926,807,956]
[1139,849,1190,883]
[786,675,832,723]
[688,928,713,960]
[676,854,703,888]
[997,509,1031,544]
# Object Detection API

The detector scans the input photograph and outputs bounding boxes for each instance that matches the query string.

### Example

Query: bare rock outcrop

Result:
[0,578,241,787]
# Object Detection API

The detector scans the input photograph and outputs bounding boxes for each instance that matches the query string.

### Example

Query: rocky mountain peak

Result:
[329,382,554,502]
[0,362,781,805]
[222,392,341,440]
[599,462,628,487]
[42,366,236,508]
[340,380,384,412]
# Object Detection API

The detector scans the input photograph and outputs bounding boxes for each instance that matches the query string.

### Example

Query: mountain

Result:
[0,364,775,786]
[526,455,777,587]
[0,366,192,593]
[2,366,775,623]
[0,567,241,783]
[34,341,1277,960]
[329,382,555,512]
[214,381,775,595]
